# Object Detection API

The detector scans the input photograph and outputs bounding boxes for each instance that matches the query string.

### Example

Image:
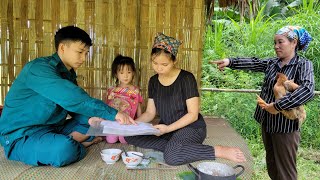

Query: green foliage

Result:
[201,92,261,139]
[202,7,320,147]
[177,171,196,180]
[263,0,320,18]
[201,93,320,149]
[246,4,274,46]
[203,7,320,90]
[201,3,320,179]
[201,93,320,179]
[211,7,241,22]
[300,97,320,149]
[284,12,320,88]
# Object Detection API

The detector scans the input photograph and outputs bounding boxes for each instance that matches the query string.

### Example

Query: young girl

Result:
[105,55,143,144]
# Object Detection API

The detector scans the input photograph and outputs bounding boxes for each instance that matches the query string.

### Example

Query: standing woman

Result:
[125,33,246,165]
[212,26,314,180]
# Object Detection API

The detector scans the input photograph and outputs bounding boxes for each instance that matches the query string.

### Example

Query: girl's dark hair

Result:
[151,48,176,61]
[54,26,92,51]
[111,55,136,84]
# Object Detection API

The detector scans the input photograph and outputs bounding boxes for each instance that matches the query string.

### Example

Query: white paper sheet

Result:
[100,121,160,136]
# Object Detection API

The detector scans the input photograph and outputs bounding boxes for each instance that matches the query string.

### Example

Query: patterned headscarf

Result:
[276,26,312,51]
[152,32,182,57]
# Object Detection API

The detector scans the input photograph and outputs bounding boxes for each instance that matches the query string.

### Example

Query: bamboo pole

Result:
[201,88,320,95]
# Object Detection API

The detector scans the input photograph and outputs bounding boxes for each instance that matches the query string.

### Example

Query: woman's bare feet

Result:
[82,136,103,147]
[214,145,246,163]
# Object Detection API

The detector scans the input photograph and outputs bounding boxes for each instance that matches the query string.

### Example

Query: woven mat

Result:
[0,117,253,180]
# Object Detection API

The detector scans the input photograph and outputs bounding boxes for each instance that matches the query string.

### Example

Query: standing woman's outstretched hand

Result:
[210,58,230,71]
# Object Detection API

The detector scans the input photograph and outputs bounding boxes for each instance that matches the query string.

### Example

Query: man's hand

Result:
[88,117,104,127]
[115,112,136,125]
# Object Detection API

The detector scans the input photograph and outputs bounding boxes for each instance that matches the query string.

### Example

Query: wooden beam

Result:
[201,88,320,95]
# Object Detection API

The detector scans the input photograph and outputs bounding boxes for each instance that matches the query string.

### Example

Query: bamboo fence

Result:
[0,0,206,108]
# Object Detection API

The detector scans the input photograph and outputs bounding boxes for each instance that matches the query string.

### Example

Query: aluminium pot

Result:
[187,162,245,180]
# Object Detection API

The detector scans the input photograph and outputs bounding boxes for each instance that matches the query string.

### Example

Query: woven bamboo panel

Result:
[0,0,206,108]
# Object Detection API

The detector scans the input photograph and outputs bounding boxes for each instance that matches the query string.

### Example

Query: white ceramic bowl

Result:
[100,148,122,164]
[121,151,143,167]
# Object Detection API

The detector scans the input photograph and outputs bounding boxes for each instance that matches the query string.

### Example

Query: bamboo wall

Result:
[0,0,206,108]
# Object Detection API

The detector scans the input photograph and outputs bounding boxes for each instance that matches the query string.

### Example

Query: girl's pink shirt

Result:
[105,86,143,119]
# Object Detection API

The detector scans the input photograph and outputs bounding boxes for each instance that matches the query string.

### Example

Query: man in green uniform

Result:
[0,26,134,167]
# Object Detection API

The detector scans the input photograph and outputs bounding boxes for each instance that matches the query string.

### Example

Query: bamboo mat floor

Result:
[0,117,253,180]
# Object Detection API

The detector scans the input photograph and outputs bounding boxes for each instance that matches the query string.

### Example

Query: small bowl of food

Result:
[100,148,122,164]
[121,151,143,167]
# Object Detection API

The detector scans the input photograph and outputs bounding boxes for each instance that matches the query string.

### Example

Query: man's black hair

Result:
[54,25,92,51]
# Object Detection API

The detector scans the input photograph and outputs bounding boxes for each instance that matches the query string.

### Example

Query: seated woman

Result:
[124,33,246,165]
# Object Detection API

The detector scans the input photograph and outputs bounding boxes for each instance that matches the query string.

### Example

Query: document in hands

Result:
[100,121,160,136]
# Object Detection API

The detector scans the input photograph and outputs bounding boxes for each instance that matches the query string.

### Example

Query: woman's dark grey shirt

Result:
[148,70,206,128]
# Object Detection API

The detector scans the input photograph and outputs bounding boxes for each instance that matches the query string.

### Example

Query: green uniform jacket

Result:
[0,53,117,154]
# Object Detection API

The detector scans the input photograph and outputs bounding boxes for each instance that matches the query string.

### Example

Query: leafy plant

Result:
[263,0,320,18]
[201,2,320,179]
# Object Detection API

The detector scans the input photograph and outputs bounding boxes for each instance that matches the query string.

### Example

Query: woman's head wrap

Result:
[276,26,312,51]
[152,33,182,57]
